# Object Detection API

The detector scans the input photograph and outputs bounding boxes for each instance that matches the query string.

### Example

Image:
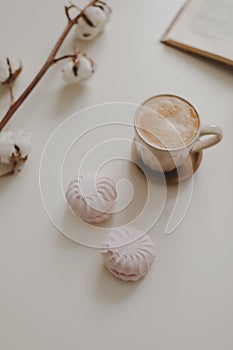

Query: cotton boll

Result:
[0,130,32,165]
[94,1,112,20]
[0,131,15,163]
[76,55,95,80]
[62,54,94,84]
[95,1,112,16]
[62,60,76,84]
[14,131,33,159]
[0,57,22,84]
[75,18,100,41]
[84,5,107,27]
[9,57,22,75]
[0,58,9,83]
[75,3,111,40]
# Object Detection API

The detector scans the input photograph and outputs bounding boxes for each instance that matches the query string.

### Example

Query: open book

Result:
[161,0,233,66]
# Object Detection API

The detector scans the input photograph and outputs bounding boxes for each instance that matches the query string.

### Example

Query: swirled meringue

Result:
[66,173,117,223]
[101,226,156,281]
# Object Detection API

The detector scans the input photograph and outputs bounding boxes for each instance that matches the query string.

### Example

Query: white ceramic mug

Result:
[134,94,223,172]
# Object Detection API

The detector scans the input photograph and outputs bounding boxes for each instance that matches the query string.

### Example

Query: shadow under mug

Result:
[134,94,223,172]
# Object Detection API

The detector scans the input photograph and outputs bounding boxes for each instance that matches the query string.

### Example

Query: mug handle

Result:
[191,125,223,153]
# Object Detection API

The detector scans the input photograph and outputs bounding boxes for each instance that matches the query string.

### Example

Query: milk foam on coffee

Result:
[136,96,199,149]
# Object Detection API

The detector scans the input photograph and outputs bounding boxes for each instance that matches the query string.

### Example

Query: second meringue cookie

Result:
[101,226,156,281]
[66,173,117,223]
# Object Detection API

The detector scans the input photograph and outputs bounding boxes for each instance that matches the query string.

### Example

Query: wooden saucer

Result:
[163,151,202,184]
[131,141,202,185]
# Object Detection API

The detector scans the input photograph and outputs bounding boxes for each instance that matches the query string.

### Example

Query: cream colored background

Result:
[0,0,232,349]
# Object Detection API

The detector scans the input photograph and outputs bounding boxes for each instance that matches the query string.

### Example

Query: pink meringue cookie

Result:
[101,226,156,281]
[66,173,117,223]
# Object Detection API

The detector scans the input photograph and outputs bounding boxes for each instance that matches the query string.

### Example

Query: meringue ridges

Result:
[101,226,156,281]
[66,173,117,223]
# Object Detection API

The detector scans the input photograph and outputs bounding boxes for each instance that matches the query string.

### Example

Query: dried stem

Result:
[53,54,76,63]
[8,84,14,105]
[0,168,15,177]
[65,3,82,21]
[0,0,98,132]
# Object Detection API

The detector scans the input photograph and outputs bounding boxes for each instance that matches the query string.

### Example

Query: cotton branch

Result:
[0,0,99,132]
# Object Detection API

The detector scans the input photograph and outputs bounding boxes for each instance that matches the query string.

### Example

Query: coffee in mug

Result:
[134,94,223,172]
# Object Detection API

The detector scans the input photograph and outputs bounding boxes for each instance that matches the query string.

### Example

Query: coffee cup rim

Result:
[134,94,201,152]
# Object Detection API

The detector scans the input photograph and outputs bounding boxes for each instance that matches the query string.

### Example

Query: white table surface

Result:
[0,0,232,349]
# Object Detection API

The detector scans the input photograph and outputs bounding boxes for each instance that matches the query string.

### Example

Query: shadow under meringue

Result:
[93,264,143,304]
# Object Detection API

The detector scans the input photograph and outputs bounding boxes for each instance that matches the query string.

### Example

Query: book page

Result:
[166,0,233,61]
